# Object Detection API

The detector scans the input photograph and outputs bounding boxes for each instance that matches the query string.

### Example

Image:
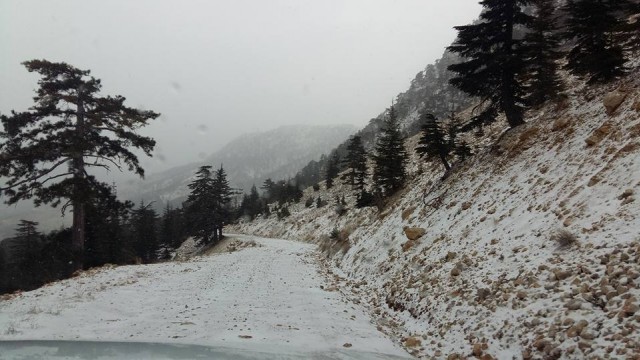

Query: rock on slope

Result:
[230,63,640,358]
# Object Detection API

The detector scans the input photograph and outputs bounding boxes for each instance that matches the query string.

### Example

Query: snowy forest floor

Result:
[0,235,409,358]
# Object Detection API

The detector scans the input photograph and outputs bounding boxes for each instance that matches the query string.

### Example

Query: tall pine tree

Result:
[212,164,233,238]
[563,0,631,83]
[185,166,217,244]
[341,135,368,191]
[448,0,533,129]
[416,113,453,173]
[325,153,340,189]
[0,60,158,270]
[372,105,408,197]
[130,201,158,263]
[524,0,565,105]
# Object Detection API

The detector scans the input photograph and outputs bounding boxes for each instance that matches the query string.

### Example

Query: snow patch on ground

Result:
[0,235,409,358]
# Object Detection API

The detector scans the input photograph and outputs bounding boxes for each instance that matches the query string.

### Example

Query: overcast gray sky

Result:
[1,0,481,174]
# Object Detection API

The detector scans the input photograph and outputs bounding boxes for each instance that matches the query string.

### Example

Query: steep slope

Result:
[293,50,471,188]
[119,124,356,204]
[230,64,640,358]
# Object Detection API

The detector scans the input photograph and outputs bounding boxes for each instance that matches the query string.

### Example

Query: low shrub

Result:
[550,229,578,249]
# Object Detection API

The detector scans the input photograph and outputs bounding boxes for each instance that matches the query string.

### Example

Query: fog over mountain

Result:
[119,124,357,206]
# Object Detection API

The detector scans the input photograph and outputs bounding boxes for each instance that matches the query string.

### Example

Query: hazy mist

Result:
[1,0,481,175]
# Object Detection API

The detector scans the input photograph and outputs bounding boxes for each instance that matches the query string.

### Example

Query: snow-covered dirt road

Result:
[0,235,409,358]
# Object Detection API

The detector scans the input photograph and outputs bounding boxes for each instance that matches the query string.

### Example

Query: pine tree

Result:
[0,60,158,270]
[185,166,216,244]
[158,204,184,260]
[261,178,276,203]
[12,220,43,288]
[448,0,533,129]
[325,153,340,189]
[130,202,158,263]
[524,0,565,105]
[84,187,132,267]
[372,105,408,197]
[239,185,262,220]
[0,246,7,293]
[212,165,233,239]
[416,113,452,173]
[563,0,631,83]
[341,135,368,191]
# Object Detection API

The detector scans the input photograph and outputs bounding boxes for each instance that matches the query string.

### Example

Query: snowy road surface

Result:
[0,235,409,358]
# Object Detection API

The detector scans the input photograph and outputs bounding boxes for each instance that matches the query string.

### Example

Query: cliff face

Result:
[230,62,640,358]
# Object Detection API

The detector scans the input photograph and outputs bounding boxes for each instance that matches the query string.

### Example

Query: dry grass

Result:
[550,229,579,249]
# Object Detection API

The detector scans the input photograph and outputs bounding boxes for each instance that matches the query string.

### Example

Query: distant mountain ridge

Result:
[119,124,357,205]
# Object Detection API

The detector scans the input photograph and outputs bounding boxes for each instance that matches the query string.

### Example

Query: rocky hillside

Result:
[230,61,640,358]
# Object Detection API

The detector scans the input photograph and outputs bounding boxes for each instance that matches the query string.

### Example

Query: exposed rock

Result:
[404,227,426,241]
[619,297,638,317]
[553,269,572,281]
[401,206,416,221]
[445,251,457,262]
[603,89,627,115]
[402,241,415,252]
[565,299,583,310]
[342,343,352,348]
[585,121,615,147]
[472,343,483,357]
[461,202,472,210]
[404,336,422,348]
[451,267,461,277]
[552,117,571,131]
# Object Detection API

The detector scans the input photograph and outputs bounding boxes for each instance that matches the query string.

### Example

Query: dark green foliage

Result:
[213,165,233,226]
[295,159,323,191]
[312,183,320,191]
[11,220,44,289]
[448,0,533,129]
[563,0,631,83]
[84,186,133,267]
[0,246,7,293]
[453,140,473,162]
[524,0,565,105]
[372,105,408,197]
[329,227,340,240]
[341,135,368,191]
[0,60,158,269]
[325,152,340,189]
[316,197,327,208]
[158,204,187,260]
[335,196,347,216]
[185,164,234,243]
[1,226,75,294]
[304,197,314,208]
[277,206,291,220]
[185,166,217,243]
[416,113,452,173]
[355,189,375,208]
[261,178,303,205]
[239,185,264,220]
[130,201,158,263]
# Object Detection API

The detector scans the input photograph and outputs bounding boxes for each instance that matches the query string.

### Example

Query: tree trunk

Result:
[439,152,451,172]
[502,2,525,129]
[71,87,86,271]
